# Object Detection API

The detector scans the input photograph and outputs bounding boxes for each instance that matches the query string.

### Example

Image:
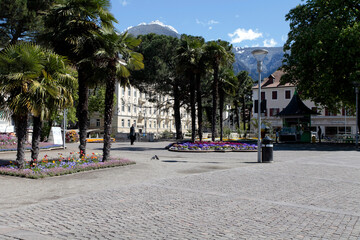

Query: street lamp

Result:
[252,49,268,163]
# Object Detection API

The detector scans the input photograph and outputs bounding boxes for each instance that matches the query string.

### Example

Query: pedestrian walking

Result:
[130,124,136,145]
[275,129,279,143]
[317,126,322,143]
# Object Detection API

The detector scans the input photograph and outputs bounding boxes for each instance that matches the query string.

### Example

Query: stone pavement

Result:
[0,141,359,239]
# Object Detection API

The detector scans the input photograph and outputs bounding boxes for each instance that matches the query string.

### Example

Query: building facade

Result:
[252,70,356,137]
[89,83,192,139]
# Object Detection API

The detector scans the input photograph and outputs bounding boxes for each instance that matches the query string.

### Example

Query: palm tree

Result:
[204,40,234,141]
[41,0,116,158]
[177,35,205,142]
[218,67,237,141]
[0,42,74,168]
[93,29,144,161]
[236,71,253,136]
[30,50,76,166]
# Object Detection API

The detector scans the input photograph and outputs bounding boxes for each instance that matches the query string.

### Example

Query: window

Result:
[121,88,125,96]
[261,92,265,100]
[285,90,291,99]
[121,119,124,127]
[121,101,125,112]
[134,90,137,98]
[96,119,100,127]
[269,108,280,116]
[272,91,277,100]
[128,87,131,96]
[127,120,130,127]
[128,105,131,113]
[133,120,136,126]
[134,105,137,113]
[149,121,152,128]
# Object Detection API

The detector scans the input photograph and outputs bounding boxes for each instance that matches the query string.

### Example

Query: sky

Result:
[109,0,304,48]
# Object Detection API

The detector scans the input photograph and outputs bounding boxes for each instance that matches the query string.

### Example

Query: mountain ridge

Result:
[126,22,284,80]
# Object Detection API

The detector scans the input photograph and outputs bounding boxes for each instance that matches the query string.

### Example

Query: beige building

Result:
[252,70,357,138]
[89,83,192,139]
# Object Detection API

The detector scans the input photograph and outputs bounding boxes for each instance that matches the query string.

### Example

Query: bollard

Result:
[261,136,273,163]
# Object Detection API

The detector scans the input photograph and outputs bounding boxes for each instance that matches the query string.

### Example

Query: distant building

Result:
[252,70,356,137]
[89,83,192,139]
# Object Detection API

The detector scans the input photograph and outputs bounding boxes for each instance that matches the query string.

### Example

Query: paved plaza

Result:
[0,141,359,239]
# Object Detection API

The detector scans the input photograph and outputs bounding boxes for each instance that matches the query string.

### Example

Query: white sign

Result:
[51,127,63,145]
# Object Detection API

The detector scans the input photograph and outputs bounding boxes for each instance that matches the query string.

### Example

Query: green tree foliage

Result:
[236,71,253,134]
[92,29,144,161]
[131,34,186,139]
[42,0,116,158]
[204,40,235,141]
[282,0,360,110]
[0,0,53,46]
[0,42,75,168]
[177,34,206,142]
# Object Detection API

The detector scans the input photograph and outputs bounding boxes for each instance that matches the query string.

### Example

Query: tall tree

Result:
[282,0,360,113]
[93,29,144,161]
[0,0,53,46]
[177,35,205,142]
[218,67,237,141]
[131,34,186,140]
[236,70,253,135]
[0,42,74,168]
[41,0,116,158]
[204,40,235,141]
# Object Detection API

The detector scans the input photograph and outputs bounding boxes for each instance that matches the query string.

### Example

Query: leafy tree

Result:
[0,0,53,46]
[93,29,144,161]
[282,0,360,113]
[131,34,186,139]
[236,70,253,135]
[204,40,235,141]
[0,42,75,168]
[41,0,116,158]
[218,67,237,141]
[177,34,205,142]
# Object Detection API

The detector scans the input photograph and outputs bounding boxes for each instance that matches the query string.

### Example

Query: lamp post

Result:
[252,49,268,163]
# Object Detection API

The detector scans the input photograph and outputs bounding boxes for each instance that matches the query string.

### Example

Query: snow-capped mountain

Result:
[126,21,284,80]
[125,20,180,39]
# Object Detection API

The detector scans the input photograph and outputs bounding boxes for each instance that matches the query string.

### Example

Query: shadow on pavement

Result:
[95,146,166,151]
[274,143,359,151]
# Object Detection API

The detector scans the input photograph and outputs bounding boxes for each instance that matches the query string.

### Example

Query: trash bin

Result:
[261,136,273,163]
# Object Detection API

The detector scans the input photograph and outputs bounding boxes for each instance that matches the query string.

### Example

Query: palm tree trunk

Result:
[219,87,224,141]
[196,73,203,141]
[190,74,196,142]
[15,114,28,169]
[77,65,89,158]
[234,101,240,130]
[31,116,42,166]
[173,83,183,140]
[102,62,117,162]
[211,64,219,141]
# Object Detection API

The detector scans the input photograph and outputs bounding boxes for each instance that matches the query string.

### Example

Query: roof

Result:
[253,70,293,89]
[277,91,319,116]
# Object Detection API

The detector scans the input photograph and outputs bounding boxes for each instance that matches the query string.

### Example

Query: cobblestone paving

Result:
[0,146,359,239]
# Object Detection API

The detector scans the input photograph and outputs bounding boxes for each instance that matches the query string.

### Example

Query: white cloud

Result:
[228,28,263,44]
[120,0,128,6]
[208,20,219,25]
[196,19,219,27]
[263,38,277,47]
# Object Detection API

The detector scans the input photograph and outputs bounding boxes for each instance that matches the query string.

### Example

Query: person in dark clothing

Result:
[317,126,322,143]
[130,124,136,145]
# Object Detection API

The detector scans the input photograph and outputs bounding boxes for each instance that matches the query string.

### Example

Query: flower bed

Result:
[86,138,115,143]
[168,141,257,152]
[0,153,135,179]
[0,134,61,152]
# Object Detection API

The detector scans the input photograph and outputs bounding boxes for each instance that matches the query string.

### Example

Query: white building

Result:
[252,70,356,138]
[89,83,191,139]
